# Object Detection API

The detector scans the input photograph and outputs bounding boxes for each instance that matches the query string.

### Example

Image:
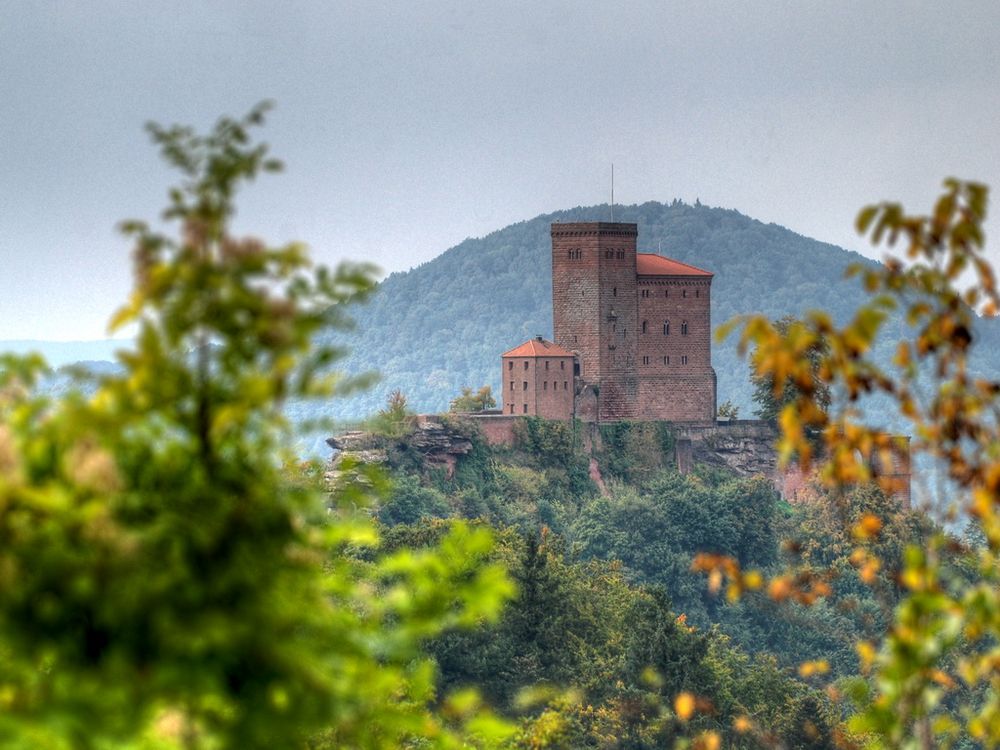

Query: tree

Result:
[368,388,416,438]
[715,179,1000,747]
[0,105,513,749]
[750,315,831,422]
[717,400,740,419]
[450,385,496,413]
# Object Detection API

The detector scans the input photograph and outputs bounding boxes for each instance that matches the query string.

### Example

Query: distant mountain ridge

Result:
[0,339,125,368]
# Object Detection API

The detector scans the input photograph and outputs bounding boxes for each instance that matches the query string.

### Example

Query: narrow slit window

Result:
[682,355,688,365]
[523,404,528,413]
[663,321,670,335]
[523,381,528,390]
[681,321,688,335]
[642,320,648,334]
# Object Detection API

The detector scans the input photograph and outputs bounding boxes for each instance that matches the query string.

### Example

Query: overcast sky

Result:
[2,1,999,340]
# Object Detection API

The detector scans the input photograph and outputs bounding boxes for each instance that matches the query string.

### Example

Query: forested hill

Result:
[321,199,906,421]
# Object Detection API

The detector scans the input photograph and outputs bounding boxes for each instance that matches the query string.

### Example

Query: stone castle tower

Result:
[550,221,716,422]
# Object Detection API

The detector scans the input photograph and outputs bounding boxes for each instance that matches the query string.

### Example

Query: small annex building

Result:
[501,336,576,419]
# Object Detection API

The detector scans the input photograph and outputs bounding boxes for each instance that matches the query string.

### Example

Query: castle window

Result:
[613,287,617,297]
[510,404,514,414]
[664,356,669,365]
[563,381,568,390]
[545,360,549,370]
[641,289,650,298]
[523,381,528,390]
[605,250,613,259]
[510,381,514,391]
[682,355,688,365]
[683,289,687,298]
[618,250,624,259]
[543,381,547,390]
[560,361,565,370]
[665,289,669,297]
[524,361,529,370]
[508,361,513,370]
[681,321,688,335]
[696,289,700,298]
[523,404,528,413]
[642,320,648,334]
[663,321,670,335]
[643,355,650,365]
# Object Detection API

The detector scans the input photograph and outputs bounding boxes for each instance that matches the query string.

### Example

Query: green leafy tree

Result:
[450,385,497,413]
[0,104,513,749]
[717,399,740,419]
[369,388,416,438]
[750,315,831,422]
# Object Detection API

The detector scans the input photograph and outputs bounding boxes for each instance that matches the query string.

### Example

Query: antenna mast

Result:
[610,162,615,222]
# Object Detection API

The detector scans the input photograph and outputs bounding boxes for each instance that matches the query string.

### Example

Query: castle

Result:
[484,221,912,507]
[331,220,913,509]
[502,222,716,422]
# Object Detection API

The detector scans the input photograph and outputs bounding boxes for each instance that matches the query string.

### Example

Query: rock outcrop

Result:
[327,416,475,478]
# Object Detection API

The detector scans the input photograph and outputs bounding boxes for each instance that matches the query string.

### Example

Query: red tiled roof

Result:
[502,337,575,358]
[636,252,712,277]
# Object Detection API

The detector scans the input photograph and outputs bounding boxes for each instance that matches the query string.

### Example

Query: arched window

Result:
[642,320,648,334]
[663,321,670,335]
[681,321,688,335]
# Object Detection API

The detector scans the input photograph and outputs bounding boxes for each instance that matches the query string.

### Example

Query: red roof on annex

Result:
[636,253,712,277]
[502,338,575,358]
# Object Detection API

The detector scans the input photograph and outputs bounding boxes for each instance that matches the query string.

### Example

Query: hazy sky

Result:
[2,1,999,340]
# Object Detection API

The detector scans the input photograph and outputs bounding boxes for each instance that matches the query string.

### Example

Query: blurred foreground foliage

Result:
[712,178,1000,748]
[0,105,514,749]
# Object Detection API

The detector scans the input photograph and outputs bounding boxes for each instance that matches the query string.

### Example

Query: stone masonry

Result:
[543,221,716,422]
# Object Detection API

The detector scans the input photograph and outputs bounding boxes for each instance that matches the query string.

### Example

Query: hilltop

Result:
[323,200,893,421]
